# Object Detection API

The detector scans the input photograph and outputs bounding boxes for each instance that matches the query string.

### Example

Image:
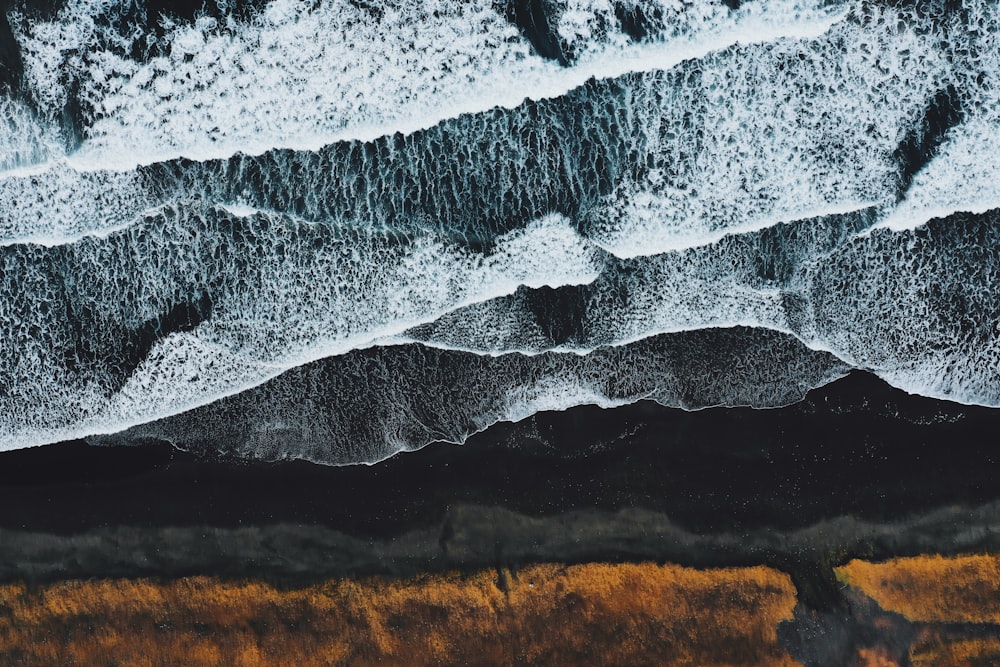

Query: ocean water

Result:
[1,0,998,463]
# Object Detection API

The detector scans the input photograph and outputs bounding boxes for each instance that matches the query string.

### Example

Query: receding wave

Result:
[0,209,598,450]
[403,207,1000,406]
[94,327,849,465]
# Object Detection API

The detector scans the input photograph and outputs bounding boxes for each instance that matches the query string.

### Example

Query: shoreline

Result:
[0,370,996,612]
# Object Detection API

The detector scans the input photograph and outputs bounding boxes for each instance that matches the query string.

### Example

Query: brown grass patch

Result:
[0,562,797,666]
[910,633,1000,667]
[836,553,1000,624]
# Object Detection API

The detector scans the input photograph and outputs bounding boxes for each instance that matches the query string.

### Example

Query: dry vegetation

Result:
[837,553,1000,624]
[838,553,1000,667]
[7,553,997,666]
[0,562,798,666]
[908,634,1000,667]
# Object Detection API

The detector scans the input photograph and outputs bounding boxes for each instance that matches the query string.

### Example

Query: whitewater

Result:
[2,0,999,463]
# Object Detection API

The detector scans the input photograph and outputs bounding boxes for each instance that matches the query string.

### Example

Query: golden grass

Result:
[0,562,798,667]
[909,634,1000,667]
[837,553,1000,667]
[836,553,1000,624]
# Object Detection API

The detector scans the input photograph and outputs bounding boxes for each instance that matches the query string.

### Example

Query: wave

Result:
[0,162,156,245]
[5,200,999,455]
[93,327,849,465]
[403,207,1000,407]
[809,211,1000,405]
[6,0,845,170]
[3,0,965,248]
[2,0,1000,459]
[0,210,599,450]
[399,206,878,354]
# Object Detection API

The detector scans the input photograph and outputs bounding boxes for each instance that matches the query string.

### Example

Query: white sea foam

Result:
[8,0,847,171]
[0,212,602,449]
[0,162,155,245]
[3,0,1000,460]
[397,200,1000,410]
[878,119,1000,231]
[0,98,61,173]
[399,208,873,356]
[807,215,1000,408]
[97,329,849,464]
[5,0,974,249]
[585,4,957,257]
